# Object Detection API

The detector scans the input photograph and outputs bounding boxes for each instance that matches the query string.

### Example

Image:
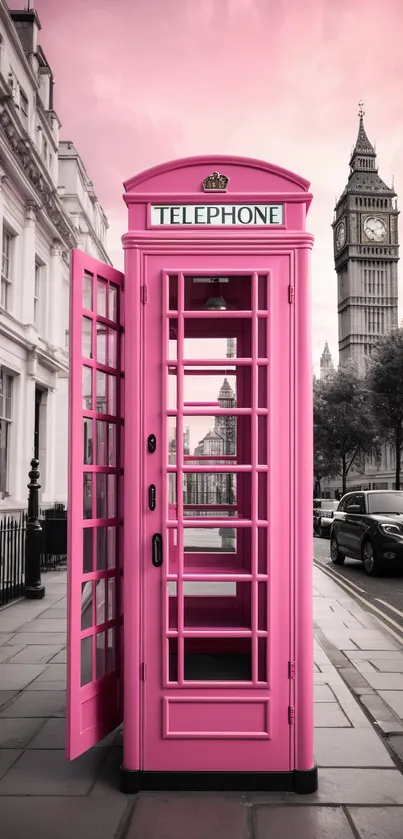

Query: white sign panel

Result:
[150,204,283,226]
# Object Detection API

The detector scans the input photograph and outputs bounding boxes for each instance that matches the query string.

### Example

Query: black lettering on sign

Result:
[254,206,268,224]
[182,206,192,224]
[154,206,169,224]
[170,207,181,224]
[207,206,220,224]
[237,206,253,224]
[195,206,206,224]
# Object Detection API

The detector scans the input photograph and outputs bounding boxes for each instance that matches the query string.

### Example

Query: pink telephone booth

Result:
[66,155,317,793]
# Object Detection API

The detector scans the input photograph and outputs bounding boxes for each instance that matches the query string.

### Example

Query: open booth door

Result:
[66,250,124,759]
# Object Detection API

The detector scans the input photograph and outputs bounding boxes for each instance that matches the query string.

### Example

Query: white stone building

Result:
[0,3,110,510]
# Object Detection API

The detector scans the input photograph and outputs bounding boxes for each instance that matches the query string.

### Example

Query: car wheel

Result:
[362,539,380,576]
[330,534,345,565]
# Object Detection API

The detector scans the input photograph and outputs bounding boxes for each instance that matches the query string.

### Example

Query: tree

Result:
[314,361,380,495]
[365,328,403,490]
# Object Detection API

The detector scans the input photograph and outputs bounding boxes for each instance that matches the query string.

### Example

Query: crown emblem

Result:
[202,171,229,192]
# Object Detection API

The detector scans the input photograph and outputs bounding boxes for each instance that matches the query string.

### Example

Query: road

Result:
[314,534,403,642]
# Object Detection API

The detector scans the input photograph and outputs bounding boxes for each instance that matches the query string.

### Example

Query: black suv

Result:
[330,490,403,576]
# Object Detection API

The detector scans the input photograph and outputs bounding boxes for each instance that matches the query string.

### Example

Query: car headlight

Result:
[379,523,403,536]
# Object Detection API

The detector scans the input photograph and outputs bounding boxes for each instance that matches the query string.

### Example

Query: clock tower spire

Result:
[333,104,399,373]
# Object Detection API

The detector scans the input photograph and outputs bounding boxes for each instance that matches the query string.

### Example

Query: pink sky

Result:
[9,0,403,371]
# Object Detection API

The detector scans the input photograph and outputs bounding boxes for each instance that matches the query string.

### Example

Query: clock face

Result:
[336,221,346,250]
[364,216,387,242]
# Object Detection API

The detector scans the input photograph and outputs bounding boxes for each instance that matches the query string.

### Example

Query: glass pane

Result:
[83,473,93,519]
[96,526,107,570]
[81,581,93,630]
[109,285,117,322]
[258,472,267,521]
[183,372,239,407]
[183,416,240,460]
[167,581,177,629]
[184,526,237,553]
[96,578,106,625]
[107,577,115,620]
[258,366,267,408]
[184,275,251,311]
[184,472,237,507]
[167,528,178,575]
[184,637,251,681]
[168,275,178,310]
[168,637,178,682]
[97,280,107,317]
[258,416,267,465]
[95,631,105,680]
[168,417,176,464]
[107,526,116,568]
[257,319,267,358]
[83,418,93,465]
[80,636,92,686]
[184,334,251,359]
[108,375,117,415]
[96,323,106,365]
[258,637,267,682]
[258,275,268,310]
[184,581,250,629]
[96,473,107,518]
[108,423,116,466]
[82,317,92,358]
[96,371,107,414]
[108,328,117,368]
[168,368,177,409]
[96,421,108,465]
[82,367,92,410]
[106,628,115,673]
[169,319,178,360]
[258,528,268,575]
[83,272,92,310]
[108,474,116,518]
[258,581,267,631]
[83,527,93,574]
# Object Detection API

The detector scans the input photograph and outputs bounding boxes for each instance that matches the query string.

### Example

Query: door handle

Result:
[148,484,156,511]
[152,533,163,567]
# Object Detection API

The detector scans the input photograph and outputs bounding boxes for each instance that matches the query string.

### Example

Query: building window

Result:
[42,137,48,165]
[0,371,12,496]
[19,88,29,129]
[34,261,41,329]
[1,229,12,311]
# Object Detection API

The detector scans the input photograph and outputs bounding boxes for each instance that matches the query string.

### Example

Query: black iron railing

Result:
[0,506,67,606]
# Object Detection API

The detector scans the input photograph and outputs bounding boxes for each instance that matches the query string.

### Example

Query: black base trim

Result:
[120,765,318,794]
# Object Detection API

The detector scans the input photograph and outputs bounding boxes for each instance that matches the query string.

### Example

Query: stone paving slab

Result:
[7,645,65,664]
[0,749,22,780]
[0,747,107,795]
[314,727,395,767]
[254,805,356,838]
[253,769,403,805]
[378,691,403,718]
[0,717,45,748]
[0,796,129,839]
[0,663,47,690]
[0,689,66,718]
[348,806,403,839]
[125,795,248,839]
[6,632,66,645]
[0,691,19,709]
[0,644,24,662]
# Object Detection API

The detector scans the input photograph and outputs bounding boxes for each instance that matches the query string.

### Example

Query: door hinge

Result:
[141,662,147,681]
[288,661,296,679]
[288,706,295,725]
[288,285,294,304]
[140,284,148,304]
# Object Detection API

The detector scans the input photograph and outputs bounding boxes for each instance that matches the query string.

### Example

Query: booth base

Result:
[120,765,318,794]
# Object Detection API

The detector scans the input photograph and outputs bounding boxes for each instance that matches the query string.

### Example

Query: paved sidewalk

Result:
[0,567,403,838]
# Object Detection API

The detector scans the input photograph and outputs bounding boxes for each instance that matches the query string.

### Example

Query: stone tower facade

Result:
[332,106,399,374]
[320,342,334,378]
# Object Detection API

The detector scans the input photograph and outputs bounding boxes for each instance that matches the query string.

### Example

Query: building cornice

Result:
[0,1,39,92]
[0,97,78,249]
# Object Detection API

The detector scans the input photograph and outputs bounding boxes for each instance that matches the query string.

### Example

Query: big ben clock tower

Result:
[333,103,399,373]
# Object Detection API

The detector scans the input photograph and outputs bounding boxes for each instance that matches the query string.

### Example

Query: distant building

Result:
[321,105,400,497]
[0,4,110,509]
[319,342,334,378]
